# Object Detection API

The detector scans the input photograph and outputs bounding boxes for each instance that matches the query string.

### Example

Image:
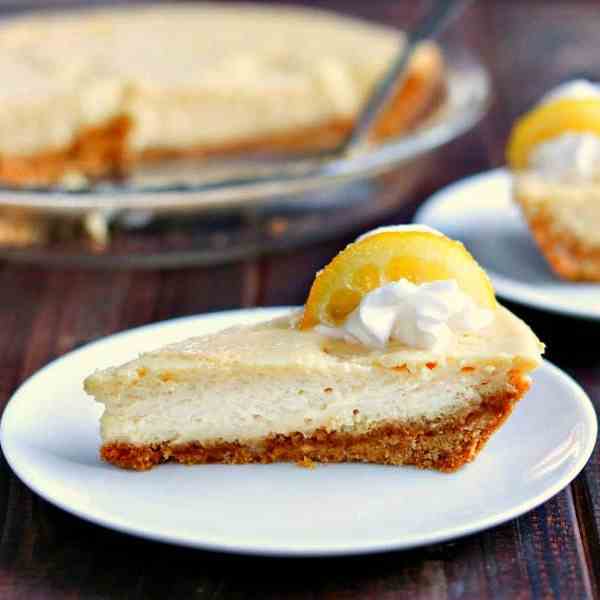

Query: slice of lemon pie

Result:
[84,226,543,471]
[507,80,600,281]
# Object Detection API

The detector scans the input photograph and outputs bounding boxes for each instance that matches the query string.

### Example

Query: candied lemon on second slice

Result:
[299,230,496,329]
[507,98,600,169]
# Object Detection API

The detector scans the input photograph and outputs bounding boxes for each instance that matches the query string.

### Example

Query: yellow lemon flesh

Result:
[507,98,600,170]
[300,231,496,330]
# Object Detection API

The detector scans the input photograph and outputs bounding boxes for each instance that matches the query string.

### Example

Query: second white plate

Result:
[0,308,596,556]
[415,168,600,319]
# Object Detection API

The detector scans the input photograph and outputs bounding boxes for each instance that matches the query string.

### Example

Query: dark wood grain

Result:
[1,1,600,599]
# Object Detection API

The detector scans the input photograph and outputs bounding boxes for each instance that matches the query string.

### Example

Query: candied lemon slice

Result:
[300,231,496,329]
[507,98,600,169]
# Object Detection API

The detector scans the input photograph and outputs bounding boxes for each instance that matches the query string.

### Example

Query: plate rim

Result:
[1,307,597,557]
[414,167,600,321]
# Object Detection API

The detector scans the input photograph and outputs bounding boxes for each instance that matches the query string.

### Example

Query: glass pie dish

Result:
[0,33,489,268]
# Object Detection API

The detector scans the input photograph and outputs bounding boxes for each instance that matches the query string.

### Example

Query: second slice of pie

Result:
[507,80,600,280]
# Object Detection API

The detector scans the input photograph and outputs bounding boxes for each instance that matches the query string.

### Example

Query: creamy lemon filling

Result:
[86,307,543,446]
[513,173,600,245]
[98,361,519,445]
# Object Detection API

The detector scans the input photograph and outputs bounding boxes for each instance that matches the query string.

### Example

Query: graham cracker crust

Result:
[0,116,131,187]
[518,201,600,281]
[101,371,529,472]
[0,50,445,187]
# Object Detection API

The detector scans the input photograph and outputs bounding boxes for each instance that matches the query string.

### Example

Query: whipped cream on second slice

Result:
[530,132,600,182]
[530,79,600,182]
[316,279,494,352]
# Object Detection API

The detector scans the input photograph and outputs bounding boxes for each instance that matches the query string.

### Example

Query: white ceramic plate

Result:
[415,168,600,320]
[1,308,596,557]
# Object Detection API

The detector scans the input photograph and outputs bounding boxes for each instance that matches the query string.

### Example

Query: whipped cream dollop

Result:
[529,132,600,182]
[316,279,494,352]
[530,79,600,182]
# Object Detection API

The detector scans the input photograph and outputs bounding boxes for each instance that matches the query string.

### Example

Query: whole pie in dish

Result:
[84,226,544,471]
[0,4,445,187]
[507,79,600,281]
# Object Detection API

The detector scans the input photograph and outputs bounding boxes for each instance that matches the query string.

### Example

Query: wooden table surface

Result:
[2,0,600,598]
